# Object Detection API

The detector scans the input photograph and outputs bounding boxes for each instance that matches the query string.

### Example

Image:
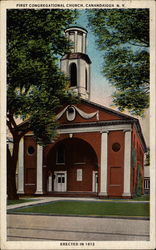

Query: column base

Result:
[17,190,24,194]
[122,192,131,197]
[98,192,108,196]
[35,191,43,195]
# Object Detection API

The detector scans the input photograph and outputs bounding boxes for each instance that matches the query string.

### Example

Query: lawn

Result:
[7,199,37,206]
[10,201,149,217]
[133,194,150,201]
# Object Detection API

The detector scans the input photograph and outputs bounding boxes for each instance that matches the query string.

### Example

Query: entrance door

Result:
[92,171,98,192]
[54,171,67,192]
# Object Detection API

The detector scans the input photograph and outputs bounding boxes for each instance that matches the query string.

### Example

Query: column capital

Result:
[98,192,108,196]
[122,192,131,197]
[100,129,109,134]
[123,129,132,133]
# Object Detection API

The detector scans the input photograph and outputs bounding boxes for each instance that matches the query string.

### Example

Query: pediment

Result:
[56,105,99,122]
[56,99,135,124]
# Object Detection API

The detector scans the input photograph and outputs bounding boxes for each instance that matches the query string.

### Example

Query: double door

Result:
[54,171,67,192]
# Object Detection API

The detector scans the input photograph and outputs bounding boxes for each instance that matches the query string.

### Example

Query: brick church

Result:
[17,26,147,198]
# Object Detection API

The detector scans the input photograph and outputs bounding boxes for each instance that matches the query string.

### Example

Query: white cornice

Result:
[57,124,131,134]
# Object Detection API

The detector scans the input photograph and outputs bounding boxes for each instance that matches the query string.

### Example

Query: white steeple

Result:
[60,26,91,100]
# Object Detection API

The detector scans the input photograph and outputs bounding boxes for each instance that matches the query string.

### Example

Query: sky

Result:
[75,10,149,147]
[75,10,115,107]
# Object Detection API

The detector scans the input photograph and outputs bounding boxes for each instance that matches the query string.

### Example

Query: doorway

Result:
[54,171,67,192]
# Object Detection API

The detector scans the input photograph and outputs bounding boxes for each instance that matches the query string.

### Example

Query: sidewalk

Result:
[7,197,150,241]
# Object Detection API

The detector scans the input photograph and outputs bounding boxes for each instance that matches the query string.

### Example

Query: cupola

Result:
[60,26,91,100]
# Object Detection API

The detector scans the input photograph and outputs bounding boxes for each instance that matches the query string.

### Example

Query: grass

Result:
[7,199,36,206]
[133,194,150,201]
[11,201,149,217]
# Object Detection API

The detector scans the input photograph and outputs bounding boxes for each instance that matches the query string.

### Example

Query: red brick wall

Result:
[132,125,145,195]
[24,136,37,194]
[45,136,98,192]
[58,103,122,125]
[108,131,124,196]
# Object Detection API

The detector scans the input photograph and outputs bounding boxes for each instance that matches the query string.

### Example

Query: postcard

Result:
[0,0,155,249]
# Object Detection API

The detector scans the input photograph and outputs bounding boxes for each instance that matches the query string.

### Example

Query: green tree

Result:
[136,164,142,197]
[87,9,149,116]
[7,9,78,199]
[144,147,150,166]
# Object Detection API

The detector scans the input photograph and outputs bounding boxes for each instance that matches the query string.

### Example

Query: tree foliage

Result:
[136,164,142,197]
[7,9,78,144]
[144,147,150,166]
[7,9,78,199]
[87,9,149,116]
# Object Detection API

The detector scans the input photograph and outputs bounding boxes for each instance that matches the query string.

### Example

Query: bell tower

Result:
[60,26,91,100]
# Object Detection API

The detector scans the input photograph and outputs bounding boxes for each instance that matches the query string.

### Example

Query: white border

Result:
[0,1,155,249]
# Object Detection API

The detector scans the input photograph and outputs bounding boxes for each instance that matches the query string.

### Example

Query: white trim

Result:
[48,174,52,192]
[92,171,98,192]
[56,105,99,121]
[75,30,78,52]
[76,169,83,181]
[74,106,99,120]
[66,107,76,121]
[58,124,131,135]
[56,106,69,120]
[35,145,43,194]
[123,130,132,197]
[17,137,24,194]
[82,32,86,53]
[65,27,87,34]
[133,123,146,152]
[99,131,108,196]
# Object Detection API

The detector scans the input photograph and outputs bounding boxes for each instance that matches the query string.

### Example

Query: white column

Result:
[82,33,86,53]
[99,131,108,196]
[48,174,52,192]
[35,145,43,194]
[123,130,132,196]
[17,137,24,194]
[75,31,78,52]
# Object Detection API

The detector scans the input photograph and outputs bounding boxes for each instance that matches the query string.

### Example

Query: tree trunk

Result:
[7,138,20,200]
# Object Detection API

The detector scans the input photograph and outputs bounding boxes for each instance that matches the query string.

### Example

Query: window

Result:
[70,63,77,87]
[85,68,88,91]
[27,146,35,155]
[112,143,121,152]
[77,169,83,181]
[66,106,76,121]
[144,178,150,190]
[58,176,65,183]
[56,144,65,164]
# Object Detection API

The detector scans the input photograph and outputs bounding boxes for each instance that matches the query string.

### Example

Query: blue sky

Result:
[74,10,149,146]
[75,10,115,106]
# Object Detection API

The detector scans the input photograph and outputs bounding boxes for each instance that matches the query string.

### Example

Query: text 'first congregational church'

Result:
[17,26,146,198]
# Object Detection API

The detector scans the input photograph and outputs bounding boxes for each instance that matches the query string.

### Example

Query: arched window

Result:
[85,68,88,91]
[70,63,77,87]
[56,144,65,164]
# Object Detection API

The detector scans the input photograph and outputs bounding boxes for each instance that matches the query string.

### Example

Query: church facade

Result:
[17,26,146,198]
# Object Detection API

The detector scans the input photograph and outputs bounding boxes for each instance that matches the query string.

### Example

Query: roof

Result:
[65,25,88,34]
[81,99,147,152]
[17,98,147,152]
[61,53,92,64]
[82,99,137,120]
